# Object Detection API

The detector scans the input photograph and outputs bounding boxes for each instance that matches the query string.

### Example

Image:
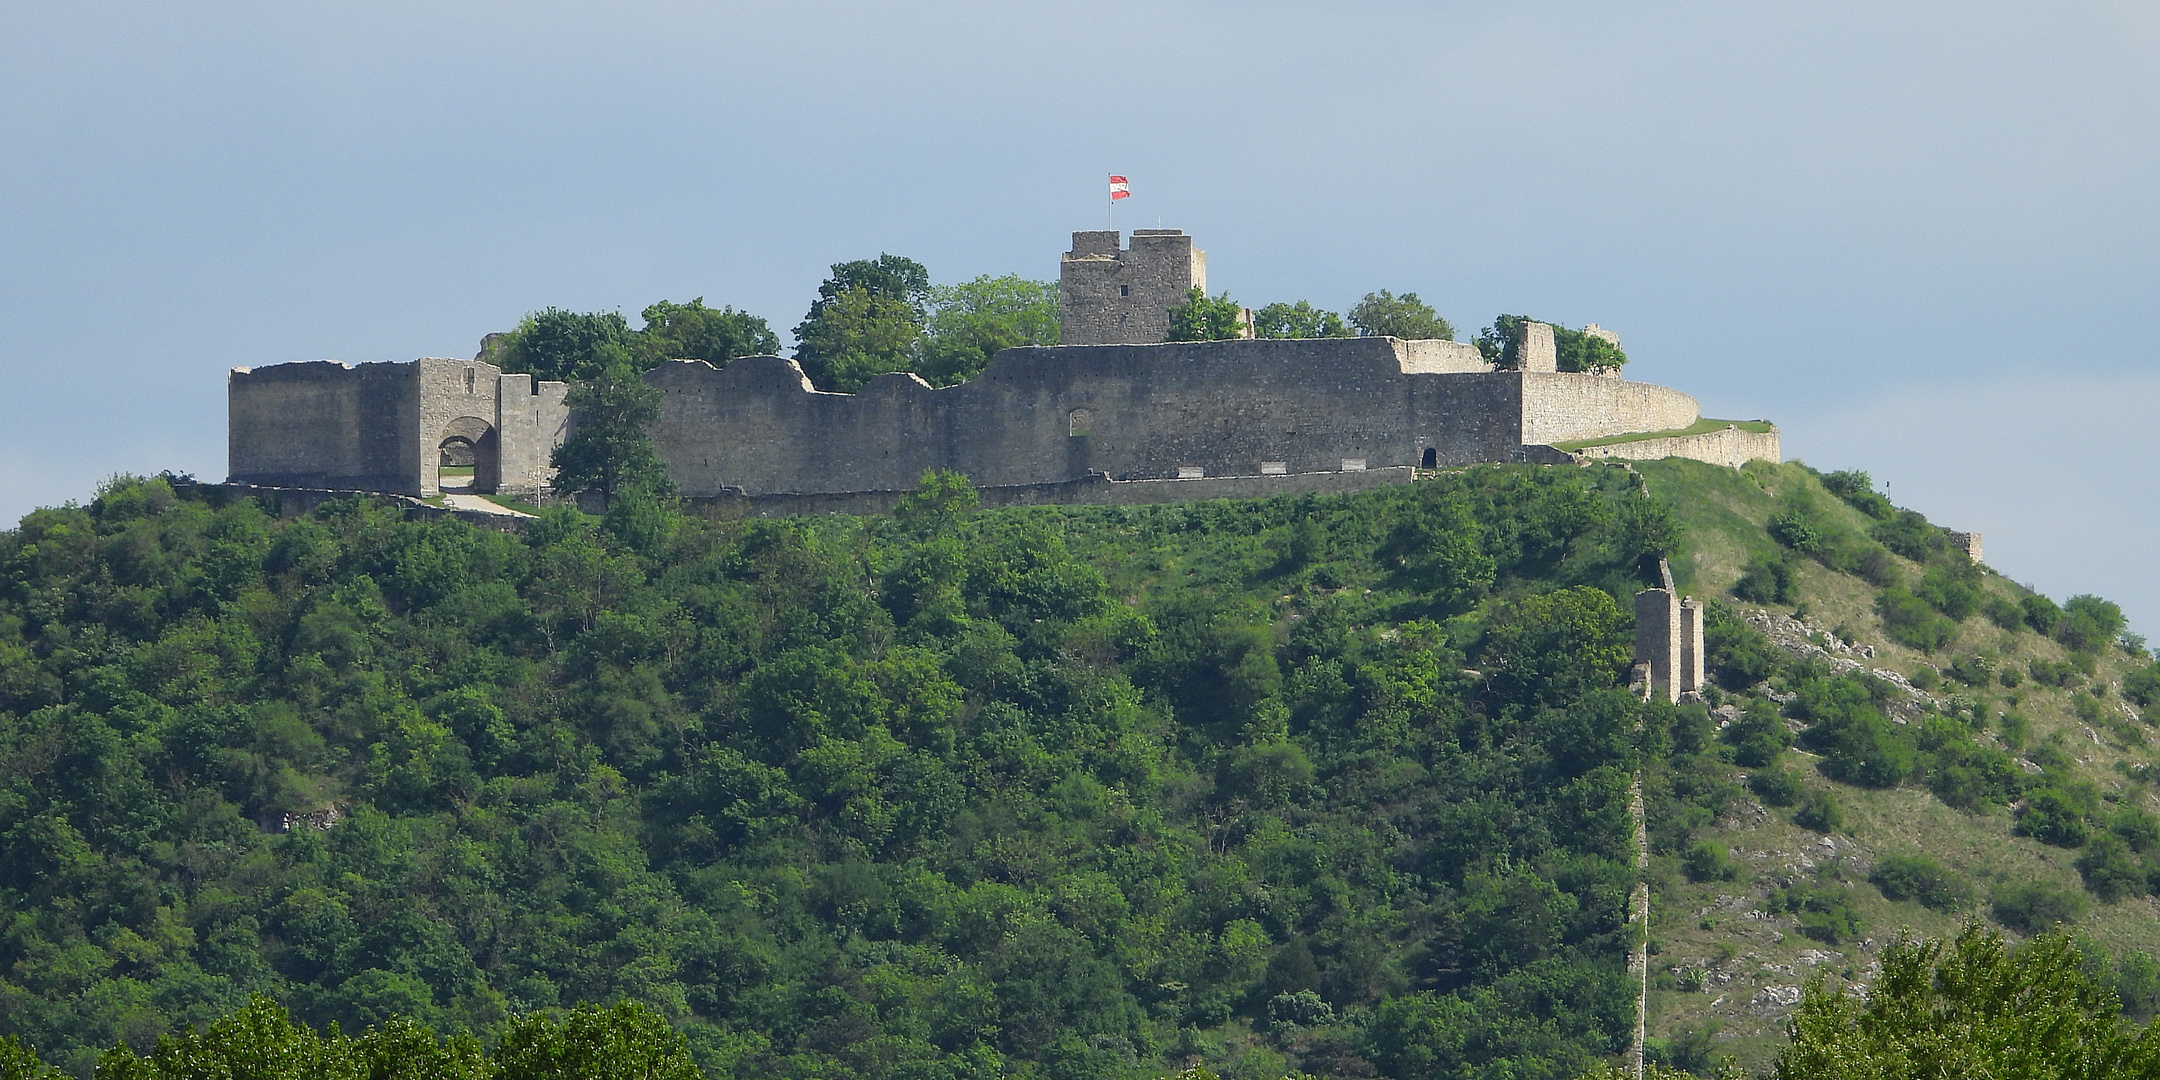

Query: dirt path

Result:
[440,493,533,518]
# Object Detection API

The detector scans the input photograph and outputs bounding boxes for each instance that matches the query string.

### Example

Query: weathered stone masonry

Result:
[225,227,1784,511]
[643,337,1710,498]
[229,357,568,498]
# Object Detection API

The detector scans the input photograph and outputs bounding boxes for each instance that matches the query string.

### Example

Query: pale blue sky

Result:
[3,1,2155,630]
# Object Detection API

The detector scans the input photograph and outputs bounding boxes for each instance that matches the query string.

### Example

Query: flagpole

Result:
[1107,173,1113,232]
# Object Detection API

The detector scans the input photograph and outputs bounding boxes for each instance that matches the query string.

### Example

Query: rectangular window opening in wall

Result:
[1260,461,1287,475]
[1119,285,1129,296]
[1340,458,1366,472]
[1422,448,1437,468]
[1177,466,1204,479]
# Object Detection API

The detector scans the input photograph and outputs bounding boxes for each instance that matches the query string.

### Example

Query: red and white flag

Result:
[1108,175,1131,201]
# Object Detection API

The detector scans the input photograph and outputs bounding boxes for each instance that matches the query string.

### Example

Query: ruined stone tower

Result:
[1633,559,1705,703]
[1059,229,1207,345]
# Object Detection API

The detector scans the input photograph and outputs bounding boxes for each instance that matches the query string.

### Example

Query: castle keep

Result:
[1059,229,1208,345]
[225,229,1781,510]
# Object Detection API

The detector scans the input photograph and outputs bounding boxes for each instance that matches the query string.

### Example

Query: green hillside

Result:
[1,463,2154,1078]
[1631,459,2160,1070]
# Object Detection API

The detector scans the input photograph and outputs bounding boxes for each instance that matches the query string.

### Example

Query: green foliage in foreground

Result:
[1772,926,2160,1079]
[1167,288,1250,342]
[492,303,781,384]
[1473,317,1625,374]
[0,466,1685,1079]
[1,996,698,1080]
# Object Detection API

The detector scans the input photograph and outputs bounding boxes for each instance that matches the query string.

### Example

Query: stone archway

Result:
[437,416,499,493]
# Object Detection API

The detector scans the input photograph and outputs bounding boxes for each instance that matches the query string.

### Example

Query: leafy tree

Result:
[1252,301,1350,340]
[494,1001,701,1080]
[818,252,932,309]
[1551,329,1627,374]
[0,466,1834,1075]
[635,298,779,366]
[792,287,925,392]
[793,254,931,391]
[551,364,675,497]
[917,274,1060,385]
[2059,594,2127,652]
[2022,593,2065,634]
[1475,316,1626,373]
[0,1036,60,1080]
[1347,290,1451,340]
[497,308,637,382]
[1773,927,2160,1078]
[1820,470,1895,520]
[1166,287,1249,342]
[1480,587,1632,708]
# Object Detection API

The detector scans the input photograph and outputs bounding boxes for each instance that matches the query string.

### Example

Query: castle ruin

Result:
[225,228,1781,512]
[1059,229,1209,345]
[228,356,568,499]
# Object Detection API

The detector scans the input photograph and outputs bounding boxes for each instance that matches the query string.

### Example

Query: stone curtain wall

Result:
[230,338,1757,506]
[1396,339,1492,373]
[229,358,567,498]
[229,361,420,493]
[645,338,1537,498]
[1518,371,1701,446]
[1571,425,1782,468]
[1058,230,1207,345]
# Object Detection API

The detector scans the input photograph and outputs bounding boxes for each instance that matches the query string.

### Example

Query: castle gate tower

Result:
[1059,229,1207,345]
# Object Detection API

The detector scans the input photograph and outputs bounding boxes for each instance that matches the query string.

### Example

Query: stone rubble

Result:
[1741,608,1940,717]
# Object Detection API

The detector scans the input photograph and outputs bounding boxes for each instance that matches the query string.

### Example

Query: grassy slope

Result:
[1636,458,2160,1070]
[1552,419,1776,452]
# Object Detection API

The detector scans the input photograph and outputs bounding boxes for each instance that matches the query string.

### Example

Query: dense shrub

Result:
[1793,787,1845,833]
[1721,698,1791,767]
[1983,596,2025,631]
[1820,470,1894,520]
[2124,663,2160,710]
[1915,562,1984,621]
[2074,834,2146,901]
[1683,840,1741,883]
[1877,589,1956,651]
[2022,593,2064,635]
[1869,854,1974,912]
[1747,767,1805,807]
[2058,595,2126,652]
[1770,884,1864,944]
[2108,805,2160,852]
[1944,654,1994,686]
[1866,510,1942,562]
[1732,552,1797,605]
[2030,657,2083,689]
[1991,880,2090,933]
[1792,676,1917,787]
[1703,602,1777,688]
[2016,787,2095,847]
